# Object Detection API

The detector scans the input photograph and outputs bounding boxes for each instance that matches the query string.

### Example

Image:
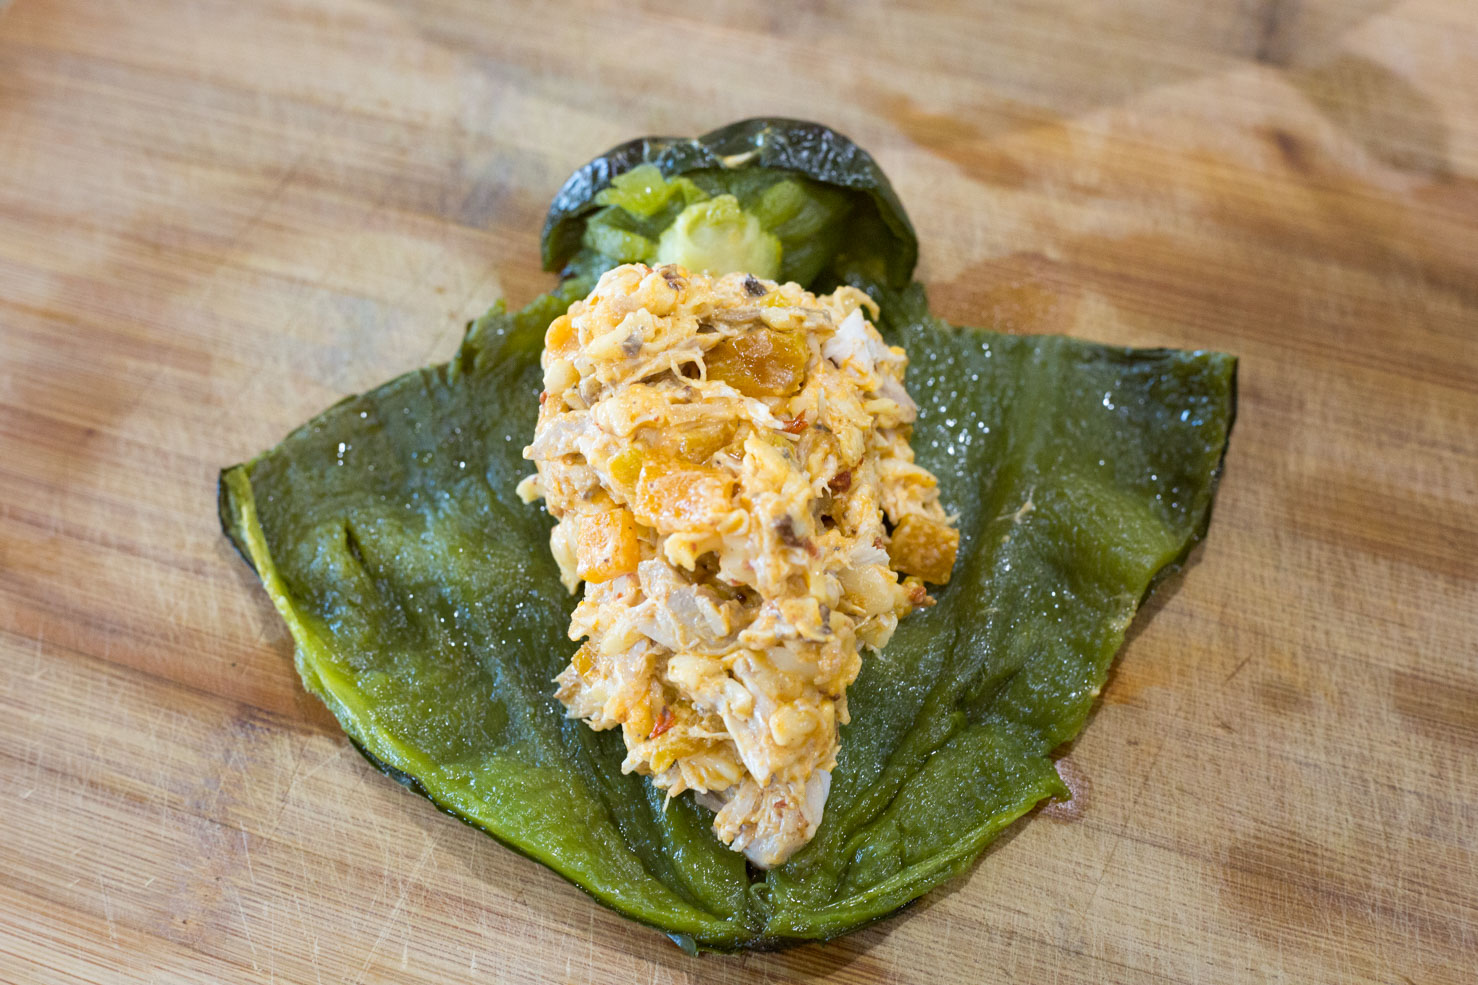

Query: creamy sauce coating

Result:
[519,263,957,867]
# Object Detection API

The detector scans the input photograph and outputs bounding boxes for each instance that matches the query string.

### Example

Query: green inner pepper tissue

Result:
[218,118,1236,952]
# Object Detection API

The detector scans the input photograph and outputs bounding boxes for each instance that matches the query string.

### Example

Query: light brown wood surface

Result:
[3,0,1476,981]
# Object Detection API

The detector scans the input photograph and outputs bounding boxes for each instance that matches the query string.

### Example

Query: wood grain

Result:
[2,0,1476,982]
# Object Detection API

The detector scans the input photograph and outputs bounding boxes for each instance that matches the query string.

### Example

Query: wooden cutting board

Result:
[2,0,1475,981]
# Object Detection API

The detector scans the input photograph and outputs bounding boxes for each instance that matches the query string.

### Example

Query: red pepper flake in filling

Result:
[649,706,675,739]
[779,414,807,434]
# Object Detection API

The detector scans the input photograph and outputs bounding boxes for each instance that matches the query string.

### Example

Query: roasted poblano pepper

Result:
[219,119,1236,952]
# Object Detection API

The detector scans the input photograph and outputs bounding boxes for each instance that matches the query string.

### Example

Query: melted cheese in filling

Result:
[519,263,958,867]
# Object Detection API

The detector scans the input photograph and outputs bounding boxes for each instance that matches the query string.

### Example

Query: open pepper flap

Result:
[220,120,1235,951]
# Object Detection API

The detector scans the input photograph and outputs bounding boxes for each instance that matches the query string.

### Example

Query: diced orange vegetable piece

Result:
[675,421,736,463]
[705,328,808,397]
[575,508,640,583]
[633,456,734,531]
[887,514,960,585]
[545,314,577,357]
[639,422,737,464]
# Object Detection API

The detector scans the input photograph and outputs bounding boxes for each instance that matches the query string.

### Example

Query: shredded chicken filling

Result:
[519,263,958,867]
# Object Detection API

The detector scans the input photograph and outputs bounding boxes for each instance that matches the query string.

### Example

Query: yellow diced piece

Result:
[627,705,654,743]
[575,508,640,584]
[607,447,644,492]
[887,514,960,585]
[570,642,596,678]
[705,328,808,397]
